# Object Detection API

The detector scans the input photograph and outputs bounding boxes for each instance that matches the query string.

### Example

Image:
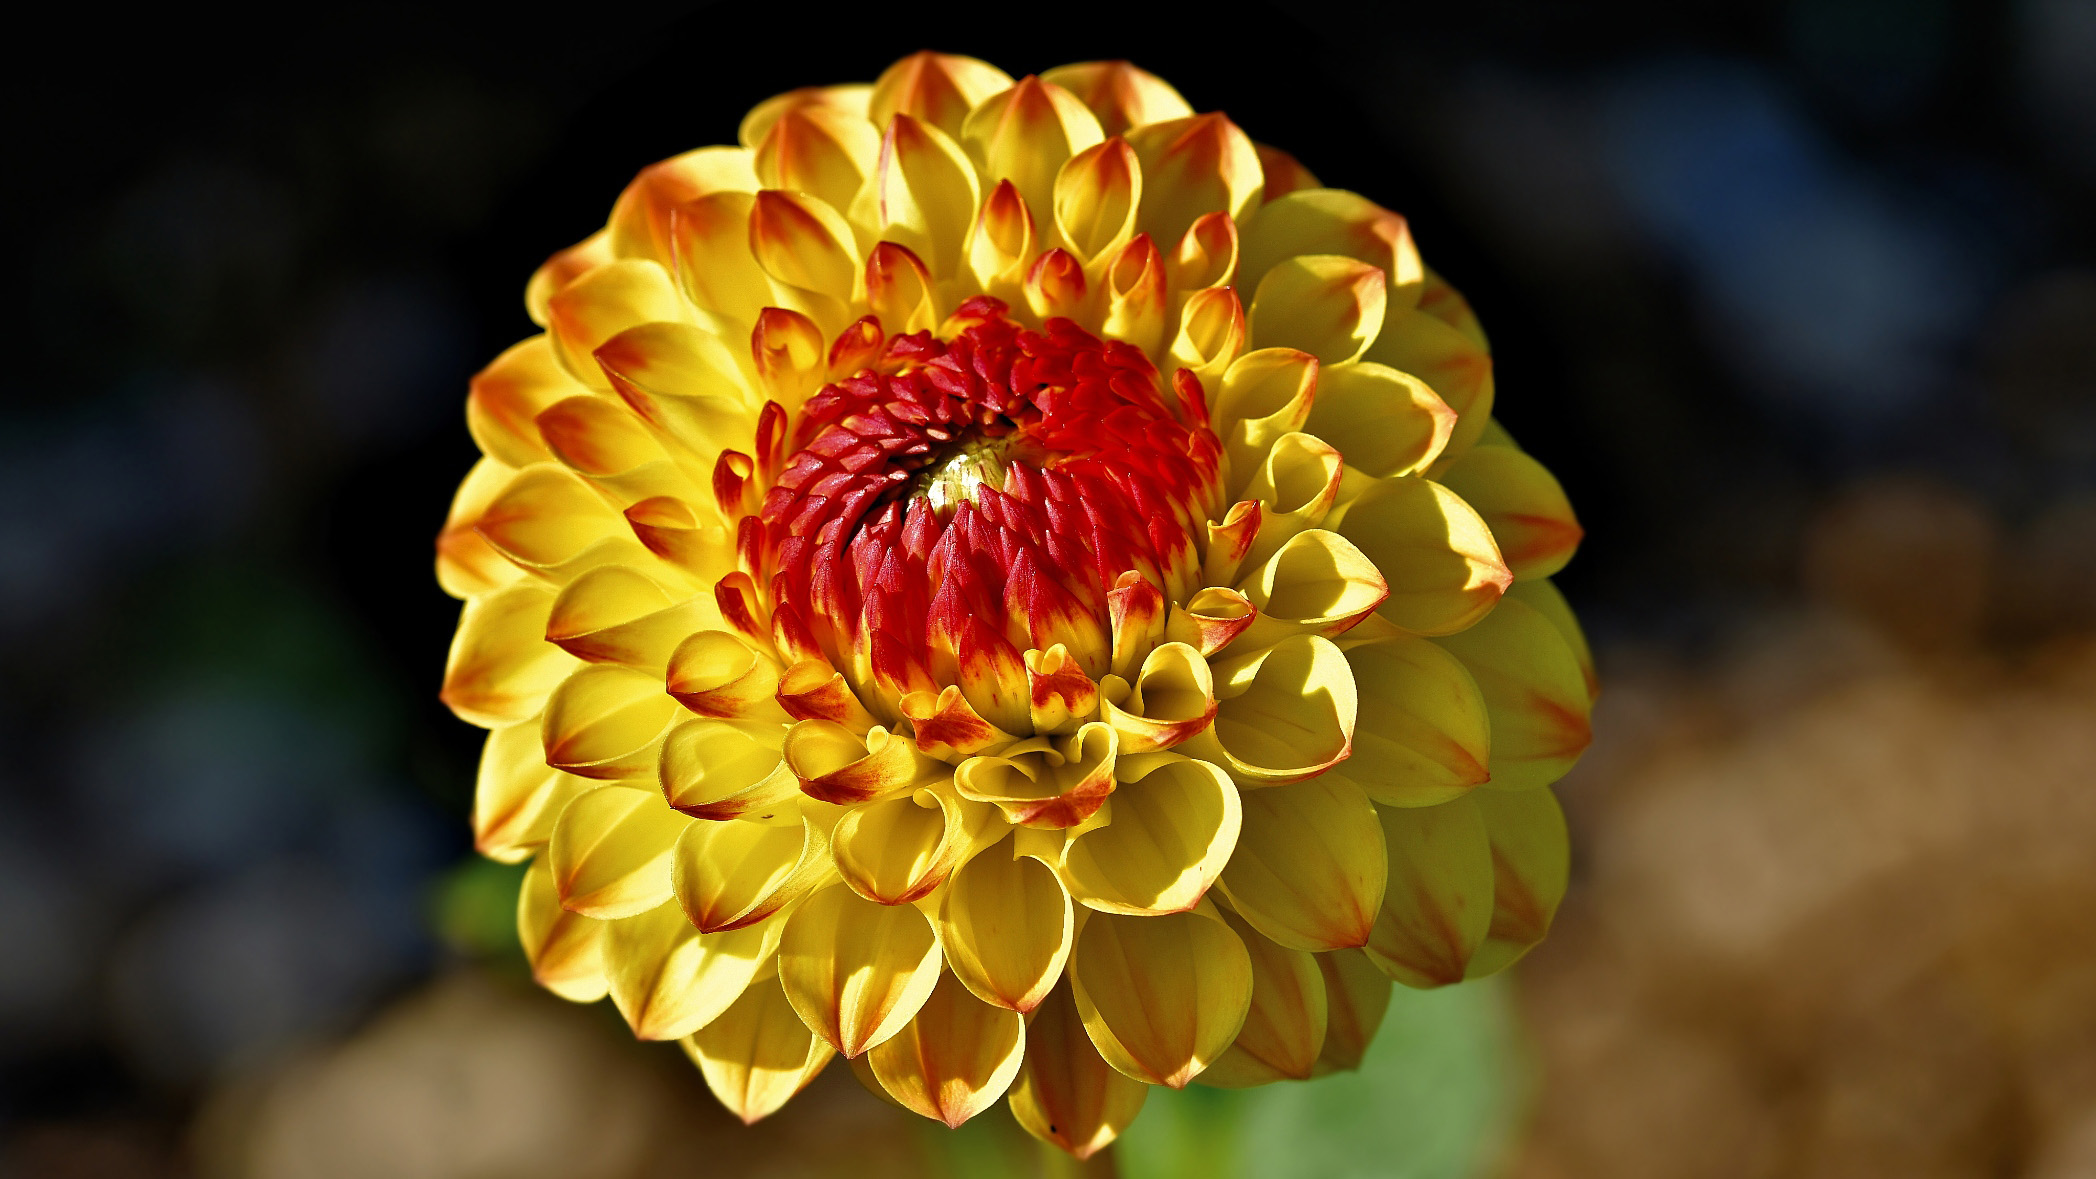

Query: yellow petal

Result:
[473,462,654,583]
[1063,751,1240,915]
[1170,210,1239,296]
[935,839,1074,1013]
[1237,188,1423,305]
[1466,786,1570,978]
[1163,585,1257,657]
[623,494,737,583]
[776,660,878,732]
[778,882,944,1056]
[867,969,1026,1127]
[749,189,861,303]
[1302,361,1456,479]
[665,630,789,722]
[754,103,880,215]
[1239,431,1345,561]
[546,565,720,672]
[533,393,688,506]
[1365,307,1495,458]
[1038,61,1193,138]
[1009,978,1148,1159]
[683,967,834,1124]
[1195,906,1326,1086]
[1070,904,1253,1088]
[1123,113,1263,252]
[1053,137,1142,264]
[1505,578,1597,701]
[1419,265,1488,347]
[1249,254,1387,365]
[1339,636,1492,807]
[466,334,585,468]
[898,686,1016,762]
[738,83,872,150]
[1366,796,1493,987]
[546,257,689,390]
[1217,773,1386,951]
[1432,597,1592,791]
[955,721,1118,829]
[869,52,1014,138]
[866,241,941,337]
[518,853,609,1002]
[847,113,980,279]
[472,721,591,863]
[440,580,579,728]
[606,146,759,266]
[594,321,760,475]
[667,192,802,334]
[1254,143,1321,199]
[605,898,785,1040]
[966,178,1036,301]
[673,813,833,932]
[1433,444,1582,581]
[547,783,690,918]
[1101,232,1168,356]
[1333,476,1510,636]
[1178,635,1356,785]
[436,457,527,600]
[833,784,992,905]
[524,230,614,329]
[962,76,1105,238]
[541,663,681,780]
[784,720,942,806]
[659,716,800,821]
[1212,347,1317,481]
[1166,286,1246,398]
[1098,641,1217,754]
[1233,528,1388,651]
[1311,947,1392,1075]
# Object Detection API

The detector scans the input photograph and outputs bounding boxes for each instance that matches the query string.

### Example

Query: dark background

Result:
[4,1,2093,1173]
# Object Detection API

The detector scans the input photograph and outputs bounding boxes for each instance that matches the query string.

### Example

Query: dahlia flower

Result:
[438,51,1591,1155]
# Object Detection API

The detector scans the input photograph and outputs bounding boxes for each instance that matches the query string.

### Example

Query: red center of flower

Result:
[743,298,1222,719]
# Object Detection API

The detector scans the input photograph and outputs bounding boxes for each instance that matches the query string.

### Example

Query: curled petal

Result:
[869,51,1014,137]
[660,716,801,820]
[548,783,691,918]
[1340,637,1492,807]
[473,721,591,863]
[1217,773,1386,951]
[1249,254,1387,365]
[1024,246,1089,321]
[778,882,944,1056]
[955,721,1119,828]
[1201,499,1264,588]
[1164,586,1257,657]
[935,840,1073,1013]
[1212,348,1317,481]
[625,495,736,582]
[542,663,682,780]
[866,969,1026,1127]
[1070,904,1252,1088]
[548,565,721,672]
[751,306,828,410]
[1432,597,1592,791]
[518,854,609,1002]
[900,686,1015,762]
[1367,796,1493,987]
[1101,233,1168,356]
[607,146,759,266]
[966,179,1036,299]
[1238,188,1423,305]
[1099,641,1216,753]
[1124,113,1263,252]
[1053,137,1141,264]
[848,113,980,279]
[1196,905,1327,1086]
[1467,786,1571,979]
[1333,476,1511,636]
[1039,60,1193,137]
[1024,643,1098,736]
[535,394,685,505]
[749,189,861,302]
[754,104,879,214]
[441,580,579,728]
[666,630,789,722]
[1433,444,1583,581]
[1107,571,1168,681]
[1178,635,1356,785]
[1170,211,1240,293]
[673,812,832,932]
[1233,529,1388,651]
[683,968,834,1124]
[784,720,943,805]
[1167,286,1246,397]
[467,335,584,468]
[1311,948,1392,1075]
[963,76,1105,228]
[1062,750,1240,915]
[832,783,993,905]
[547,258,689,389]
[866,242,940,337]
[1365,308,1495,458]
[437,458,528,600]
[1303,361,1456,479]
[775,660,878,732]
[605,899,785,1041]
[1239,432,1346,569]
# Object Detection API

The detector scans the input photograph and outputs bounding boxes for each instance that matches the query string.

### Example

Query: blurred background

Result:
[4,1,2094,1175]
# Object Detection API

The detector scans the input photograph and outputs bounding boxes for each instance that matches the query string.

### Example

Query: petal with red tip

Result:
[1053,138,1141,264]
[1178,635,1356,785]
[1038,61,1193,137]
[1466,785,1570,978]
[778,882,944,1056]
[963,76,1105,230]
[869,52,1014,138]
[548,783,690,918]
[1238,189,1423,304]
[660,716,801,820]
[866,969,1026,1127]
[605,898,785,1040]
[541,663,682,781]
[1505,578,1597,701]
[1431,597,1592,791]
[1070,904,1252,1088]
[935,839,1073,1013]
[754,104,880,215]
[473,721,591,863]
[1063,751,1239,915]
[1302,361,1456,479]
[749,189,860,302]
[1366,796,1493,987]
[1124,113,1263,252]
[1249,254,1388,365]
[673,812,832,933]
[1333,476,1511,637]
[848,113,980,279]
[546,258,689,389]
[1366,308,1496,458]
[1434,444,1583,581]
[607,146,759,266]
[1217,773,1386,951]
[440,580,580,727]
[1195,906,1327,1086]
[467,335,585,468]
[437,458,528,600]
[518,854,609,1002]
[547,565,720,672]
[683,967,834,1123]
[1339,636,1493,807]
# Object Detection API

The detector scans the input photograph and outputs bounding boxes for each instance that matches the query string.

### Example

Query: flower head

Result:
[439,51,1592,1154]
